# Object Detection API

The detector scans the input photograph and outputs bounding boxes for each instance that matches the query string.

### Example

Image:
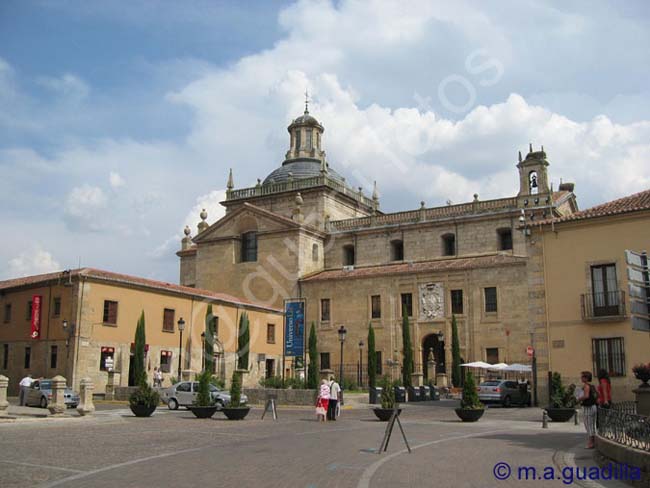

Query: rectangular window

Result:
[267,324,276,344]
[2,344,7,369]
[52,297,62,317]
[103,300,118,325]
[401,293,413,317]
[451,289,464,315]
[376,351,383,375]
[371,295,381,319]
[343,245,355,266]
[306,128,313,150]
[442,234,456,256]
[3,303,11,323]
[498,229,513,251]
[484,287,497,313]
[593,337,625,377]
[24,346,31,369]
[390,240,404,261]
[321,298,331,322]
[486,347,499,364]
[162,308,175,332]
[320,352,331,370]
[26,301,33,321]
[241,232,258,262]
[591,264,619,316]
[100,347,115,371]
[160,350,172,373]
[49,345,58,369]
[295,129,301,150]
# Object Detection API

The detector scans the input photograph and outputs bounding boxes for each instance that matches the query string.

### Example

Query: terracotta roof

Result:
[301,254,526,283]
[0,268,282,313]
[538,188,650,225]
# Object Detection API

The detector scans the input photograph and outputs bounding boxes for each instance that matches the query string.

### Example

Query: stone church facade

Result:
[178,105,579,398]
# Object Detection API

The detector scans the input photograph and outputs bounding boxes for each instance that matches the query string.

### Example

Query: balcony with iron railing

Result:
[581,290,627,321]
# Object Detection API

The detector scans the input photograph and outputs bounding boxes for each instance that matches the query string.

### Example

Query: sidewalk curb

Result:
[554,442,631,488]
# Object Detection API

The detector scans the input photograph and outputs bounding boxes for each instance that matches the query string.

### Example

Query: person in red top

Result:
[597,369,612,408]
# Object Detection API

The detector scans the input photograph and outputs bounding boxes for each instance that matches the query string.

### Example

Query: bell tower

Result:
[285,91,326,163]
[517,144,550,199]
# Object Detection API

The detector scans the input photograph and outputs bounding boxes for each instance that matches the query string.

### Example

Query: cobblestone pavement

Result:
[0,401,614,488]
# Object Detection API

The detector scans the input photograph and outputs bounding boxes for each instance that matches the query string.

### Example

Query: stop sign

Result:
[526,346,534,357]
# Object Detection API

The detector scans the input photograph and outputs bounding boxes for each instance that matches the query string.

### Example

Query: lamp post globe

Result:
[177,318,186,379]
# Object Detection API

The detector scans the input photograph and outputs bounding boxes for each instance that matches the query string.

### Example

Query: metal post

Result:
[178,328,183,379]
[339,340,344,385]
[359,342,363,387]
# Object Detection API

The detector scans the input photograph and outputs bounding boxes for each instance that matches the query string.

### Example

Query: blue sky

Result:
[1,0,649,281]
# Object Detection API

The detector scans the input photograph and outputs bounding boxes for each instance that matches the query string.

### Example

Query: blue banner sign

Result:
[284,300,305,357]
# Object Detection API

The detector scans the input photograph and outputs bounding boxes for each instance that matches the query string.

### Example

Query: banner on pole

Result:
[30,295,42,339]
[284,300,305,357]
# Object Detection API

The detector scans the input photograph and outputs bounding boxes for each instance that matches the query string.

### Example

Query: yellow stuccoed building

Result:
[0,268,283,394]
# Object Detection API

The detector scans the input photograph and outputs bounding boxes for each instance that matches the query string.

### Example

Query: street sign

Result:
[628,267,646,284]
[631,300,649,315]
[625,249,649,329]
[629,283,648,300]
[625,250,646,268]
[526,346,534,357]
[632,316,650,332]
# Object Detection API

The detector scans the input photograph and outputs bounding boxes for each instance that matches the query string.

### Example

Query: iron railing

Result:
[597,403,649,452]
[581,290,627,320]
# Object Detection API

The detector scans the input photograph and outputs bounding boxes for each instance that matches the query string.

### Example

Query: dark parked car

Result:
[477,379,530,407]
[24,379,80,409]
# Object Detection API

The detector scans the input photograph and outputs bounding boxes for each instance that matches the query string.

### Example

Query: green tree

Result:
[194,370,214,406]
[460,371,482,409]
[237,312,250,370]
[367,324,377,388]
[133,311,147,386]
[307,322,319,389]
[401,310,414,387]
[451,314,462,388]
[204,305,216,373]
[230,370,243,407]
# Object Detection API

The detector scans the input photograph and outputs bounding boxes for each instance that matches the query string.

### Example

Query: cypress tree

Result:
[307,322,318,389]
[237,312,250,370]
[133,311,146,386]
[204,305,215,373]
[451,314,462,388]
[401,310,414,387]
[367,324,377,388]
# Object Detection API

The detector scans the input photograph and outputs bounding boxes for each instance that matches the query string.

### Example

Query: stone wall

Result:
[596,436,650,488]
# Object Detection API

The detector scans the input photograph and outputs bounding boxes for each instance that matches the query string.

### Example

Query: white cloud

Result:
[63,184,108,232]
[37,73,90,101]
[5,248,61,279]
[109,171,125,188]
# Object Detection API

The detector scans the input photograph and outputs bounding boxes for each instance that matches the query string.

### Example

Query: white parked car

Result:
[160,381,248,410]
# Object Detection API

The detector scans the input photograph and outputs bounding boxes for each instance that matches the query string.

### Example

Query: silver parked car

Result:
[161,381,248,410]
[477,379,530,407]
[24,379,80,409]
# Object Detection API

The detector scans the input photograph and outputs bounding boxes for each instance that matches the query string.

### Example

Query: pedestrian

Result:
[577,371,597,449]
[153,367,162,388]
[19,374,33,406]
[327,376,341,421]
[315,379,330,422]
[597,369,611,408]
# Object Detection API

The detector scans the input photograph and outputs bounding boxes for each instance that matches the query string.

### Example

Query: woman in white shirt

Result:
[316,379,330,422]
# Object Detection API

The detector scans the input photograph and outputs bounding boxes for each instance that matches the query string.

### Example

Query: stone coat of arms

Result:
[419,283,444,320]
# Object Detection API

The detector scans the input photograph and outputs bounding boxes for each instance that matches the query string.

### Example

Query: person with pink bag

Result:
[315,379,330,422]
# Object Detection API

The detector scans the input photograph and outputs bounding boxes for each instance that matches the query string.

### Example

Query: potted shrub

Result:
[222,370,250,420]
[632,363,650,388]
[373,375,402,421]
[188,370,218,419]
[454,371,484,422]
[128,312,160,417]
[545,372,577,422]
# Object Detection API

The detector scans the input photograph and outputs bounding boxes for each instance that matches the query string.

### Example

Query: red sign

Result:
[526,346,534,357]
[30,295,42,339]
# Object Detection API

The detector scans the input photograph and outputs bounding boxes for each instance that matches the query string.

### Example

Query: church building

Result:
[177,103,579,397]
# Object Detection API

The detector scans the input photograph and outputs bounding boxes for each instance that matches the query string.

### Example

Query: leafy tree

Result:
[367,324,377,388]
[230,370,243,407]
[401,310,414,387]
[451,314,462,388]
[204,305,216,373]
[379,375,395,409]
[307,322,319,389]
[194,370,214,406]
[460,371,483,409]
[237,312,250,370]
[133,311,147,386]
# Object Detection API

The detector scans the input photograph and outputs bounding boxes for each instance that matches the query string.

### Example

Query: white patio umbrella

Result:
[460,361,493,369]
[503,363,532,372]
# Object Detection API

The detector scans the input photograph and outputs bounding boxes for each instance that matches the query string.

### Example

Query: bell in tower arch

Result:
[529,171,539,195]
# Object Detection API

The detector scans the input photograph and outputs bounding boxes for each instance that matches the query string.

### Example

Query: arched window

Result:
[497,228,513,251]
[529,171,539,195]
[295,129,301,151]
[312,243,319,261]
[343,245,355,266]
[441,234,455,256]
[306,129,313,150]
[390,240,404,261]
[241,232,257,262]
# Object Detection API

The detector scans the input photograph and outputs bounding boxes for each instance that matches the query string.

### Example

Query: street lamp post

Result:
[338,326,347,385]
[200,332,206,371]
[358,340,364,387]
[177,318,186,379]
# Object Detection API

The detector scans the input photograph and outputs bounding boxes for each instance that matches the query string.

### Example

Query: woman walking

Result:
[597,369,612,408]
[577,371,597,449]
[316,379,330,422]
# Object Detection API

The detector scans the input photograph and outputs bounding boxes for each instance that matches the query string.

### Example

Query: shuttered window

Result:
[162,309,175,332]
[103,301,118,325]
[592,337,625,377]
